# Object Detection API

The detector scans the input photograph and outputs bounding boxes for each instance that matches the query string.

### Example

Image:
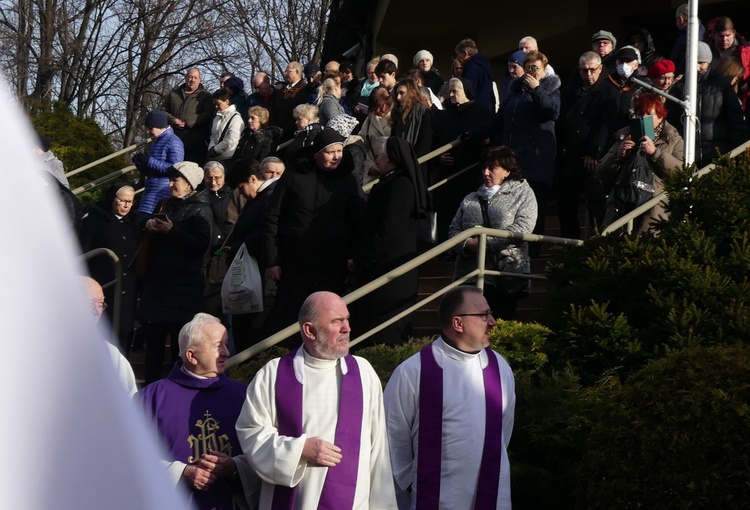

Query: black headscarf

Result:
[384,137,430,219]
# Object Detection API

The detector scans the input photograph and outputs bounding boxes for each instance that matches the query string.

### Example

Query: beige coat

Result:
[598,120,684,233]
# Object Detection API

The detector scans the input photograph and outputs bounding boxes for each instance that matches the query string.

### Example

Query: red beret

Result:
[648,59,676,78]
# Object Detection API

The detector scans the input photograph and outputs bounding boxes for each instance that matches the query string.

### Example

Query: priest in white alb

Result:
[384,285,516,509]
[235,291,397,509]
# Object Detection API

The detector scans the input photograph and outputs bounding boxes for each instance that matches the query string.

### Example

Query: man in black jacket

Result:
[558,51,614,238]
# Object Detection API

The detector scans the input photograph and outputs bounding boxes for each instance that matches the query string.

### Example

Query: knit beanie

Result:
[312,128,345,155]
[145,109,169,129]
[170,161,203,190]
[697,41,713,63]
[508,50,527,66]
[413,50,434,67]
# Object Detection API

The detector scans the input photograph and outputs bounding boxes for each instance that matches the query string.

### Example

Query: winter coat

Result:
[449,180,538,287]
[461,53,496,113]
[79,202,141,346]
[601,73,642,139]
[423,69,445,96]
[162,84,214,150]
[284,123,324,164]
[138,127,185,215]
[207,105,243,161]
[668,68,747,167]
[598,121,684,233]
[319,93,346,126]
[358,112,392,188]
[262,152,365,287]
[270,79,309,141]
[225,180,277,268]
[204,184,234,248]
[498,75,561,187]
[234,125,282,163]
[630,28,664,77]
[559,73,615,159]
[137,191,213,323]
[391,103,433,158]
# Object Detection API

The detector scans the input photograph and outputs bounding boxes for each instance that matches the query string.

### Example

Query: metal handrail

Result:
[601,140,750,235]
[72,165,138,196]
[66,139,152,179]
[362,136,466,193]
[79,248,123,340]
[225,226,582,368]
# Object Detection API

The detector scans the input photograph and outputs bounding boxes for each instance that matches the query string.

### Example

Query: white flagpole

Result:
[683,0,700,167]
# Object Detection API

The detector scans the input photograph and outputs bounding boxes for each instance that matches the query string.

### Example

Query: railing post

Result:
[477,232,487,291]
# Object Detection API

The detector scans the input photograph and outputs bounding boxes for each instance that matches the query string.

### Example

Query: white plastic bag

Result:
[221,244,263,314]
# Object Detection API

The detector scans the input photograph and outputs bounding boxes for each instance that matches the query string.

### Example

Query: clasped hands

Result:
[183,450,236,491]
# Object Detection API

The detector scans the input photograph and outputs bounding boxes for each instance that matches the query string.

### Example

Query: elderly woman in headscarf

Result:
[432,77,494,241]
[354,136,429,346]
[79,183,141,353]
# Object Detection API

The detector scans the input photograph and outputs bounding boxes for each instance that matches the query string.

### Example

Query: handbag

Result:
[221,244,263,314]
[478,198,529,297]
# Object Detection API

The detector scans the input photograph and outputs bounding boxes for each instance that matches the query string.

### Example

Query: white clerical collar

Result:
[293,346,348,383]
[436,337,489,368]
[181,364,211,379]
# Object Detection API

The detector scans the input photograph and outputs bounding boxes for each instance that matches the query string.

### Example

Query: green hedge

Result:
[576,346,750,509]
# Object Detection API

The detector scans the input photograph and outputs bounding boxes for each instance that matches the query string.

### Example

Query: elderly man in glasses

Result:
[558,50,615,238]
[384,285,516,509]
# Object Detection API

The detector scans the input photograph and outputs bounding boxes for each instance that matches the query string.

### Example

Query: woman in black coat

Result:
[136,162,213,383]
[354,137,429,347]
[224,160,279,352]
[79,183,141,354]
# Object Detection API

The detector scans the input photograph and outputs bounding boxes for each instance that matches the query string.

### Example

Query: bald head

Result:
[298,291,351,360]
[81,276,105,322]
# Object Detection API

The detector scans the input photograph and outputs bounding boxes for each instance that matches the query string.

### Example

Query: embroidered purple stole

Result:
[417,342,504,510]
[272,349,363,510]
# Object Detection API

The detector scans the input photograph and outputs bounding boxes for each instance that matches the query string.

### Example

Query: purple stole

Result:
[417,342,504,510]
[272,349,363,510]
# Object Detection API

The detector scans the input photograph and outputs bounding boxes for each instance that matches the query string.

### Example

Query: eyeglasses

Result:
[656,74,675,82]
[525,65,540,72]
[90,300,107,313]
[115,198,134,205]
[579,65,602,74]
[456,310,494,322]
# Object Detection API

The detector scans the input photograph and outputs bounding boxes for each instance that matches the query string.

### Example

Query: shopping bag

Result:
[221,244,263,314]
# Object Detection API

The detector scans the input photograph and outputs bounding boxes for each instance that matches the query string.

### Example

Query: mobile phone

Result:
[153,213,168,221]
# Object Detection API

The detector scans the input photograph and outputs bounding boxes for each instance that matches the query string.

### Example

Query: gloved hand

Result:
[132,153,149,168]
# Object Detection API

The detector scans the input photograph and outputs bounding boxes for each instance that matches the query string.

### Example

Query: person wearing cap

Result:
[162,68,214,165]
[647,59,677,93]
[303,61,323,99]
[262,128,364,340]
[413,50,444,95]
[137,160,213,384]
[222,76,248,122]
[601,45,643,138]
[667,41,747,167]
[591,30,618,74]
[133,109,185,215]
[501,50,527,110]
[558,51,614,238]
[455,38,496,112]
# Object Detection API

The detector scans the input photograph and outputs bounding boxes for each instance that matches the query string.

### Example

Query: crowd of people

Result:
[58,6,750,508]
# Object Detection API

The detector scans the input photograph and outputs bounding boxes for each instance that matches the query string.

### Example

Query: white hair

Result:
[178,313,222,358]
[203,160,225,174]
[519,36,538,51]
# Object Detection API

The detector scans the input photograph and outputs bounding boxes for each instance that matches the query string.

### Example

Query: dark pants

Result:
[144,322,181,384]
[557,151,606,238]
